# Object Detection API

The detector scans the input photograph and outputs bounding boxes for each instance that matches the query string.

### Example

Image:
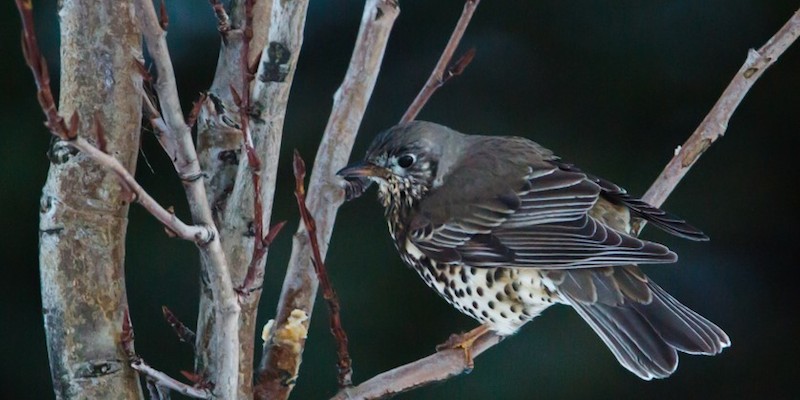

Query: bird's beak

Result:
[336,161,390,179]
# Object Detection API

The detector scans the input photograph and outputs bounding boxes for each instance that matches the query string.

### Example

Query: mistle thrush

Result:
[337,121,729,379]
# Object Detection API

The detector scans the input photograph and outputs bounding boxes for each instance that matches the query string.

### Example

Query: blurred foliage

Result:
[1,1,799,399]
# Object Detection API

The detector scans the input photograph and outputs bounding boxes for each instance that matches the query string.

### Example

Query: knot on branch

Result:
[259,42,291,83]
[46,138,79,165]
[195,225,217,246]
[73,359,124,379]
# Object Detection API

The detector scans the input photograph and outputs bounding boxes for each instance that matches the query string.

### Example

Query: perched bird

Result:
[337,121,729,380]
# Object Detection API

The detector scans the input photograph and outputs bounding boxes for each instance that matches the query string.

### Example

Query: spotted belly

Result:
[400,240,560,336]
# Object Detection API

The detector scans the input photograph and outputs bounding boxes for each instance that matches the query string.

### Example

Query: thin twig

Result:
[121,310,210,399]
[208,0,231,36]
[334,6,800,400]
[293,151,353,388]
[162,306,197,348]
[400,0,480,124]
[239,220,287,294]
[234,0,275,295]
[131,360,211,399]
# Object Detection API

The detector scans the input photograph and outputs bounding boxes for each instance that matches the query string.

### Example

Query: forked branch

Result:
[16,0,213,244]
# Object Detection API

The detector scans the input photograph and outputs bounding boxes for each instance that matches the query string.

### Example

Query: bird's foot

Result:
[436,324,491,370]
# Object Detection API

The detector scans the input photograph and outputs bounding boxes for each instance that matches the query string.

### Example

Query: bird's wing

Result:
[408,138,677,268]
[554,161,709,241]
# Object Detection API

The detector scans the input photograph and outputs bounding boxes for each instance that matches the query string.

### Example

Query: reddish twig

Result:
[231,0,279,295]
[16,0,71,140]
[93,113,107,153]
[209,0,231,36]
[187,92,208,129]
[400,0,480,124]
[121,308,136,358]
[162,306,197,347]
[238,220,287,294]
[122,309,211,399]
[293,150,353,388]
[158,0,169,30]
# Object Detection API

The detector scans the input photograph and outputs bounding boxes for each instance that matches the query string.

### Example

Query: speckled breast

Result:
[399,238,559,336]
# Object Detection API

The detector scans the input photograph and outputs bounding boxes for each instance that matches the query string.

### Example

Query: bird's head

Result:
[337,121,466,204]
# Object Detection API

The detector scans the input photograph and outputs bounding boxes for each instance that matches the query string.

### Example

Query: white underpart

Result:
[402,239,559,336]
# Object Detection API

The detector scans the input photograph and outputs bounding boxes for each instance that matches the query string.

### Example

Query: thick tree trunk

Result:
[38,1,143,398]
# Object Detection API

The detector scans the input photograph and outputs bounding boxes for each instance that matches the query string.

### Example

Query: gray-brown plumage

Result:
[338,121,729,380]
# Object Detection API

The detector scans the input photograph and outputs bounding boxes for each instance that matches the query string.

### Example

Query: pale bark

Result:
[255,1,400,399]
[136,0,243,397]
[195,1,309,398]
[39,1,143,398]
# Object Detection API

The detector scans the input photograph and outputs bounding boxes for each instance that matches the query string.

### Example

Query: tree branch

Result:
[135,1,241,398]
[332,333,502,400]
[194,0,309,398]
[254,1,400,399]
[333,6,800,400]
[400,0,480,124]
[634,6,800,229]
[131,361,211,399]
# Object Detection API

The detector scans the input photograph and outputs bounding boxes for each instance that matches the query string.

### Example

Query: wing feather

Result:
[408,140,684,269]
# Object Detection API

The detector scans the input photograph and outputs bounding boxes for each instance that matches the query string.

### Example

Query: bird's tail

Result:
[561,277,730,380]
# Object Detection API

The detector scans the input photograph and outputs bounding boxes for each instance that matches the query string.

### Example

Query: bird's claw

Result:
[436,325,491,370]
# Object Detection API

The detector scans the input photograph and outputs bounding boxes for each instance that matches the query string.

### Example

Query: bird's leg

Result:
[436,324,492,370]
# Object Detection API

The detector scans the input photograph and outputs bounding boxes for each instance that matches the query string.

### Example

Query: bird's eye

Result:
[397,154,416,169]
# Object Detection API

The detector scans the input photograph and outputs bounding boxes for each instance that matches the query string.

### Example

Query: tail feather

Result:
[563,280,729,380]
[632,282,730,354]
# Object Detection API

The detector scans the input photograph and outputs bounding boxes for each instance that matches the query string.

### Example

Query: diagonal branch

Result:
[637,7,800,211]
[400,0,480,124]
[17,0,212,244]
[333,6,800,400]
[254,1,400,399]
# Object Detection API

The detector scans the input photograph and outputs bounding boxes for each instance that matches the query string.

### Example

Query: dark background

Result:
[2,1,799,399]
